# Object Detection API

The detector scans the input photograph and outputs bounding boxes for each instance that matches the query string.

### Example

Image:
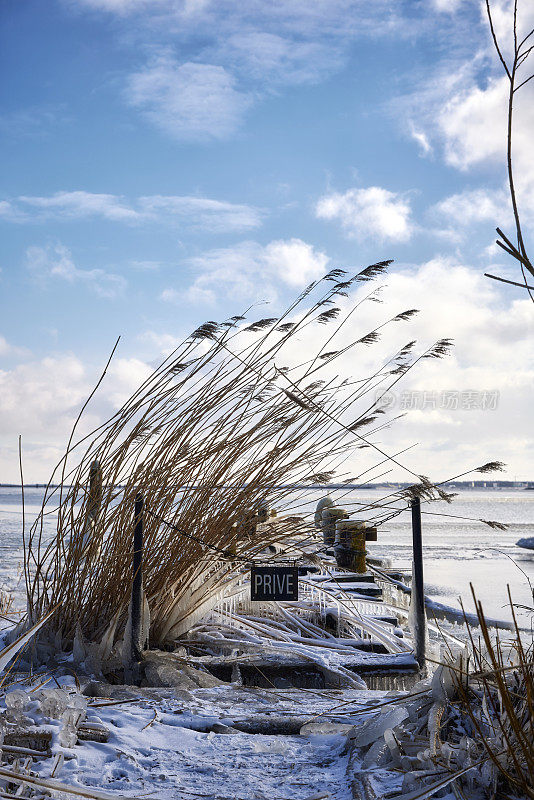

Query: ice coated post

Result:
[124,492,144,684]
[321,506,348,546]
[334,519,367,572]
[314,496,334,528]
[255,501,269,523]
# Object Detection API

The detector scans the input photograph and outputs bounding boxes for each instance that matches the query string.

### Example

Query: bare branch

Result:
[514,71,534,91]
[517,25,534,51]
[484,273,534,290]
[485,0,511,79]
[516,42,534,66]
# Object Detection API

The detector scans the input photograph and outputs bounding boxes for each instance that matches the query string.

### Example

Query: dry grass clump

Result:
[0,589,14,617]
[403,593,533,799]
[450,591,534,799]
[22,263,450,656]
[324,593,532,800]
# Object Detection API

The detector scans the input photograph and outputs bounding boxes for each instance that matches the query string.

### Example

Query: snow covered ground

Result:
[2,678,392,800]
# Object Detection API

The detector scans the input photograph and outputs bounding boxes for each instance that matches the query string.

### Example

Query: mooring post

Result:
[88,460,102,521]
[130,492,144,668]
[80,459,102,556]
[410,496,426,670]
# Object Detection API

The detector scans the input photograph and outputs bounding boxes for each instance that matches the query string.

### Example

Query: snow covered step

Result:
[351,641,389,654]
[369,614,399,626]
[307,571,375,583]
[331,573,376,584]
[347,657,418,676]
[322,581,382,597]
[202,648,418,686]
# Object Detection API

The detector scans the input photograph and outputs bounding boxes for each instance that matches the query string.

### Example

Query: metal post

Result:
[410,496,426,670]
[130,492,144,665]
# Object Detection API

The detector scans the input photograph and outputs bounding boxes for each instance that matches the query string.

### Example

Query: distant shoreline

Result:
[1,481,533,490]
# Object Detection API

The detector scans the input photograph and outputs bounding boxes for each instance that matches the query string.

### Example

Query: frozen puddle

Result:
[61,703,351,799]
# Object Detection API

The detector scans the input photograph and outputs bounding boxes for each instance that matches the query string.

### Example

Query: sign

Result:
[250,565,299,601]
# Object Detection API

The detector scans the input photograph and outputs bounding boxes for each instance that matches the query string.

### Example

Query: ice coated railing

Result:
[209,571,413,655]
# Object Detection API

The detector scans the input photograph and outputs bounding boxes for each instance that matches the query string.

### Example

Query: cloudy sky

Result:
[1,0,533,482]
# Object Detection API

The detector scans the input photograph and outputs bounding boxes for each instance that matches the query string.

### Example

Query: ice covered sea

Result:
[300,487,534,627]
[0,486,533,627]
[0,486,531,800]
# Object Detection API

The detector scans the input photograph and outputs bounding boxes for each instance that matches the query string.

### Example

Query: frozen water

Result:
[1,486,532,626]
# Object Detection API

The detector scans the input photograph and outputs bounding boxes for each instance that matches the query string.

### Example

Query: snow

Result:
[62,712,351,800]
[1,679,392,800]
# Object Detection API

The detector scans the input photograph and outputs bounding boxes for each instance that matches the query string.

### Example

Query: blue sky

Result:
[1,0,534,481]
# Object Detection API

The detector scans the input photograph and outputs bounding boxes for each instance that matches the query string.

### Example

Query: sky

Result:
[1,0,534,483]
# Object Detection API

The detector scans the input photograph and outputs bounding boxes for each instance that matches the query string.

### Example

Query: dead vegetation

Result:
[483,0,534,297]
[345,591,533,800]
[21,262,455,660]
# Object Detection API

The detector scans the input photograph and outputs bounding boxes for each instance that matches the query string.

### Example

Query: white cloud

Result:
[480,1,534,63]
[0,350,154,481]
[0,105,68,138]
[161,238,329,306]
[315,186,414,242]
[71,0,413,45]
[0,201,14,217]
[437,76,509,171]
[0,336,28,359]
[137,195,262,231]
[222,31,344,86]
[19,191,140,221]
[432,74,534,223]
[126,55,252,140]
[73,0,163,11]
[3,257,534,480]
[430,0,464,12]
[0,200,26,222]
[138,330,182,356]
[128,260,163,271]
[106,357,153,406]
[69,0,445,70]
[408,124,432,157]
[262,239,330,287]
[399,50,534,220]
[0,355,92,443]
[160,287,185,303]
[431,187,509,227]
[4,191,262,231]
[71,0,433,139]
[26,243,127,298]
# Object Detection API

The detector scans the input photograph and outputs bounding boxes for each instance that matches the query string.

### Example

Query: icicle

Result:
[72,623,86,664]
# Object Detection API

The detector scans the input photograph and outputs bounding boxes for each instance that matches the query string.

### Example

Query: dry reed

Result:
[451,589,533,799]
[22,264,455,657]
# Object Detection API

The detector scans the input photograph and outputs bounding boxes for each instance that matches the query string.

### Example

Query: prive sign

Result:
[250,565,299,601]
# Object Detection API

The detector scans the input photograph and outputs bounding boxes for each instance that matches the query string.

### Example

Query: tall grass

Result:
[452,590,534,798]
[23,263,451,655]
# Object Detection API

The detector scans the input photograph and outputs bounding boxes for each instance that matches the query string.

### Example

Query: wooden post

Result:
[130,493,144,668]
[335,519,367,572]
[80,460,102,556]
[88,460,102,521]
[410,496,426,670]
[322,507,348,547]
